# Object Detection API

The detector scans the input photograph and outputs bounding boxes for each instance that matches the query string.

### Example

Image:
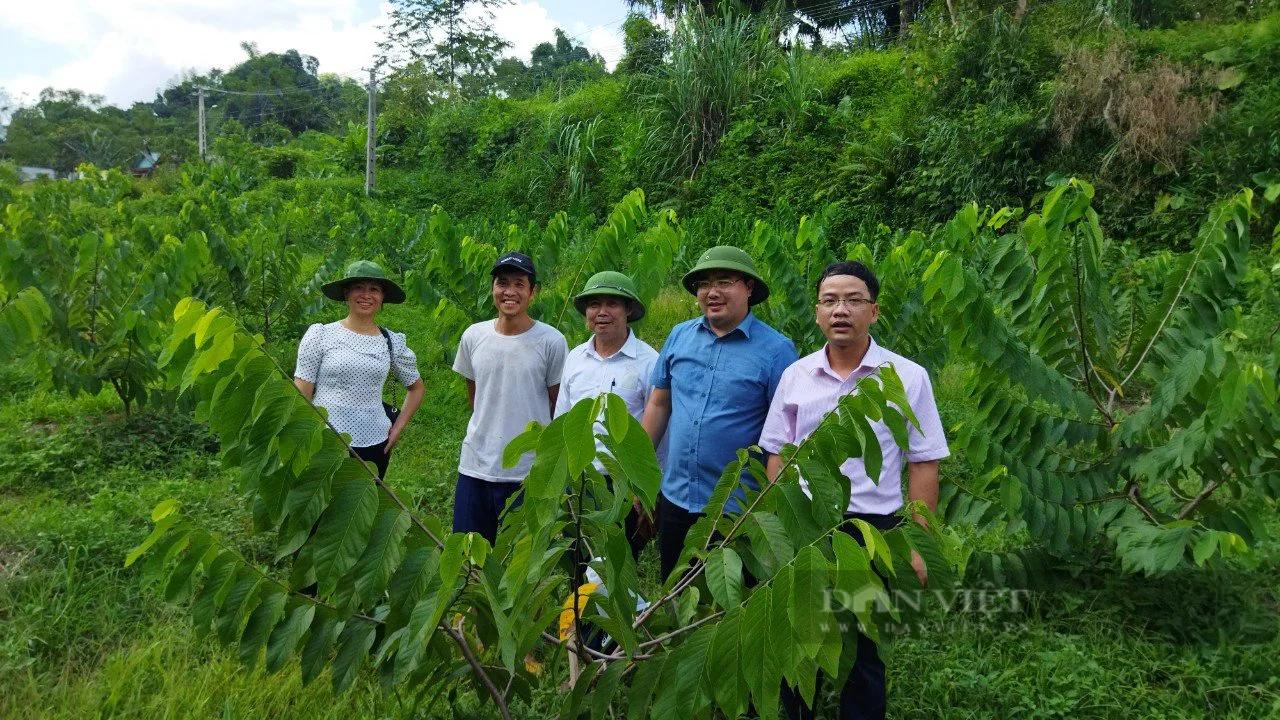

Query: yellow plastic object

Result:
[558,583,598,640]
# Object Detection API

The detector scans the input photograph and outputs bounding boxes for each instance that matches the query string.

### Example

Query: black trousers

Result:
[657,492,703,581]
[781,512,901,720]
[351,440,390,479]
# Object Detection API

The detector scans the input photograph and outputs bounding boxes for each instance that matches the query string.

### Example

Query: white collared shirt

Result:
[555,329,666,471]
[759,336,950,514]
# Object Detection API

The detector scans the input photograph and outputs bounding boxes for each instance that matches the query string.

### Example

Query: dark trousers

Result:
[452,473,524,545]
[351,441,390,479]
[781,512,901,720]
[657,492,703,581]
[571,475,645,586]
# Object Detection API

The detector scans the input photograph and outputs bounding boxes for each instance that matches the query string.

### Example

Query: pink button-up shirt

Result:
[758,337,950,514]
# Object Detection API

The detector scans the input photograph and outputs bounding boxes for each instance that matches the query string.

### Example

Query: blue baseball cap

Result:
[491,251,536,284]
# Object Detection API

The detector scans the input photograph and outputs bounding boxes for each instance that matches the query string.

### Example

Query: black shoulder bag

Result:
[378,327,402,426]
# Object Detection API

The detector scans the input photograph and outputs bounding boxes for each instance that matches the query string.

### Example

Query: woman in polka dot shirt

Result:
[293,261,425,478]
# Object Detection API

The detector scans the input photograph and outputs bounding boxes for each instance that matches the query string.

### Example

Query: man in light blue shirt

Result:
[642,246,797,579]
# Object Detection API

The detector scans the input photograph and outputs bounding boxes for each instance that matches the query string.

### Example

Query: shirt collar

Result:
[697,311,756,339]
[811,336,886,380]
[585,329,639,360]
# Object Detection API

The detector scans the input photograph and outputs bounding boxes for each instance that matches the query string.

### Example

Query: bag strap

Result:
[378,326,401,408]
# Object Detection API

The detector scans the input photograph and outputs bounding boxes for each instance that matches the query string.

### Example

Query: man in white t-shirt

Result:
[452,251,568,542]
[554,271,664,558]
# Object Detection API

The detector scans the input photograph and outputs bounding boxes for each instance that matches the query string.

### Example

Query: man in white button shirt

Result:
[555,271,663,557]
[759,261,949,720]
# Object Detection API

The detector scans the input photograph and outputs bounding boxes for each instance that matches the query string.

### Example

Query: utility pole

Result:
[197,87,207,161]
[365,68,377,196]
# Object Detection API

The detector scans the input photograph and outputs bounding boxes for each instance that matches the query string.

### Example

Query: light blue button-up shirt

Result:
[652,312,797,512]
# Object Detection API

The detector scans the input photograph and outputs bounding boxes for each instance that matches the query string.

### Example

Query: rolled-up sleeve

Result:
[651,330,677,390]
[391,331,421,387]
[294,323,323,383]
[758,367,797,455]
[766,338,798,401]
[905,369,950,462]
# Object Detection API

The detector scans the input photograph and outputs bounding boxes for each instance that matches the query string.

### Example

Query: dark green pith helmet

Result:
[321,260,407,304]
[573,270,645,322]
[680,245,769,305]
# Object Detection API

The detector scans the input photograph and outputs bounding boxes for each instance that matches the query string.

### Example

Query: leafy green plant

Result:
[0,286,49,363]
[922,179,1278,577]
[0,169,209,412]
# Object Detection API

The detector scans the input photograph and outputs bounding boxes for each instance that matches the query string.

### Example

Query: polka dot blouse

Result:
[293,322,421,448]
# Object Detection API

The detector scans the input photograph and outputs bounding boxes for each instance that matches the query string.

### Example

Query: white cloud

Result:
[490,3,625,69]
[1,0,391,106]
[0,0,626,107]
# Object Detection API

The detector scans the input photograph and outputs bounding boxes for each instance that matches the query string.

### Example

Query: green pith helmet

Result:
[573,270,645,322]
[680,245,770,305]
[321,260,407,304]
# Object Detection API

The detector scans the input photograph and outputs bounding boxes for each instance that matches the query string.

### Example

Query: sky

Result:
[0,0,635,112]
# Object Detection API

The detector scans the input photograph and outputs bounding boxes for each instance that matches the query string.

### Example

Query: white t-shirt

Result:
[554,330,666,473]
[453,319,568,482]
[294,322,420,448]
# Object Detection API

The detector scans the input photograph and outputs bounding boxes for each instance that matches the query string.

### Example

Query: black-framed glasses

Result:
[692,277,742,292]
[817,297,874,310]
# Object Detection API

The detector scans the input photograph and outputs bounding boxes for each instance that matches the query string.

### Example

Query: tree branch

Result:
[1118,238,1207,389]
[1176,481,1221,521]
[445,624,513,720]
[1127,483,1161,524]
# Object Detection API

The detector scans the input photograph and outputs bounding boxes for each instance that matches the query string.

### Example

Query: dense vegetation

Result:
[2,0,1278,717]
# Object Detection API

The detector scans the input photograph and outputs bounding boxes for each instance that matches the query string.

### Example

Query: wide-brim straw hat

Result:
[573,271,646,322]
[321,260,406,304]
[680,245,770,305]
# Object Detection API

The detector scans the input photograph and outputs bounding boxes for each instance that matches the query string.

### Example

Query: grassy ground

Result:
[1,296,1277,719]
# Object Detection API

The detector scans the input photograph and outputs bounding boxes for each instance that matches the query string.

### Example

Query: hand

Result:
[385,424,404,454]
[910,550,927,587]
[633,497,657,541]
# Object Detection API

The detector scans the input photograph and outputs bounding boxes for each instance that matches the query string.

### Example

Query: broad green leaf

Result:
[239,589,287,670]
[790,546,829,659]
[332,618,377,693]
[266,601,316,674]
[706,607,747,718]
[1192,531,1219,566]
[311,478,379,597]
[125,514,180,567]
[704,547,744,609]
[604,392,631,443]
[215,576,262,646]
[561,397,598,476]
[351,508,411,606]
[743,512,794,576]
[591,660,626,720]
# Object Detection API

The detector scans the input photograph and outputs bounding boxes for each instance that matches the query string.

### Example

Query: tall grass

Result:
[640,7,780,182]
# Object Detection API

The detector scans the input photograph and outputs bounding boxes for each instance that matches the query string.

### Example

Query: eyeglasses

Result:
[692,277,742,292]
[817,297,874,310]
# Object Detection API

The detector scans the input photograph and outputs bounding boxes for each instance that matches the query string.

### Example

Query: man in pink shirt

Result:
[759,261,949,720]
